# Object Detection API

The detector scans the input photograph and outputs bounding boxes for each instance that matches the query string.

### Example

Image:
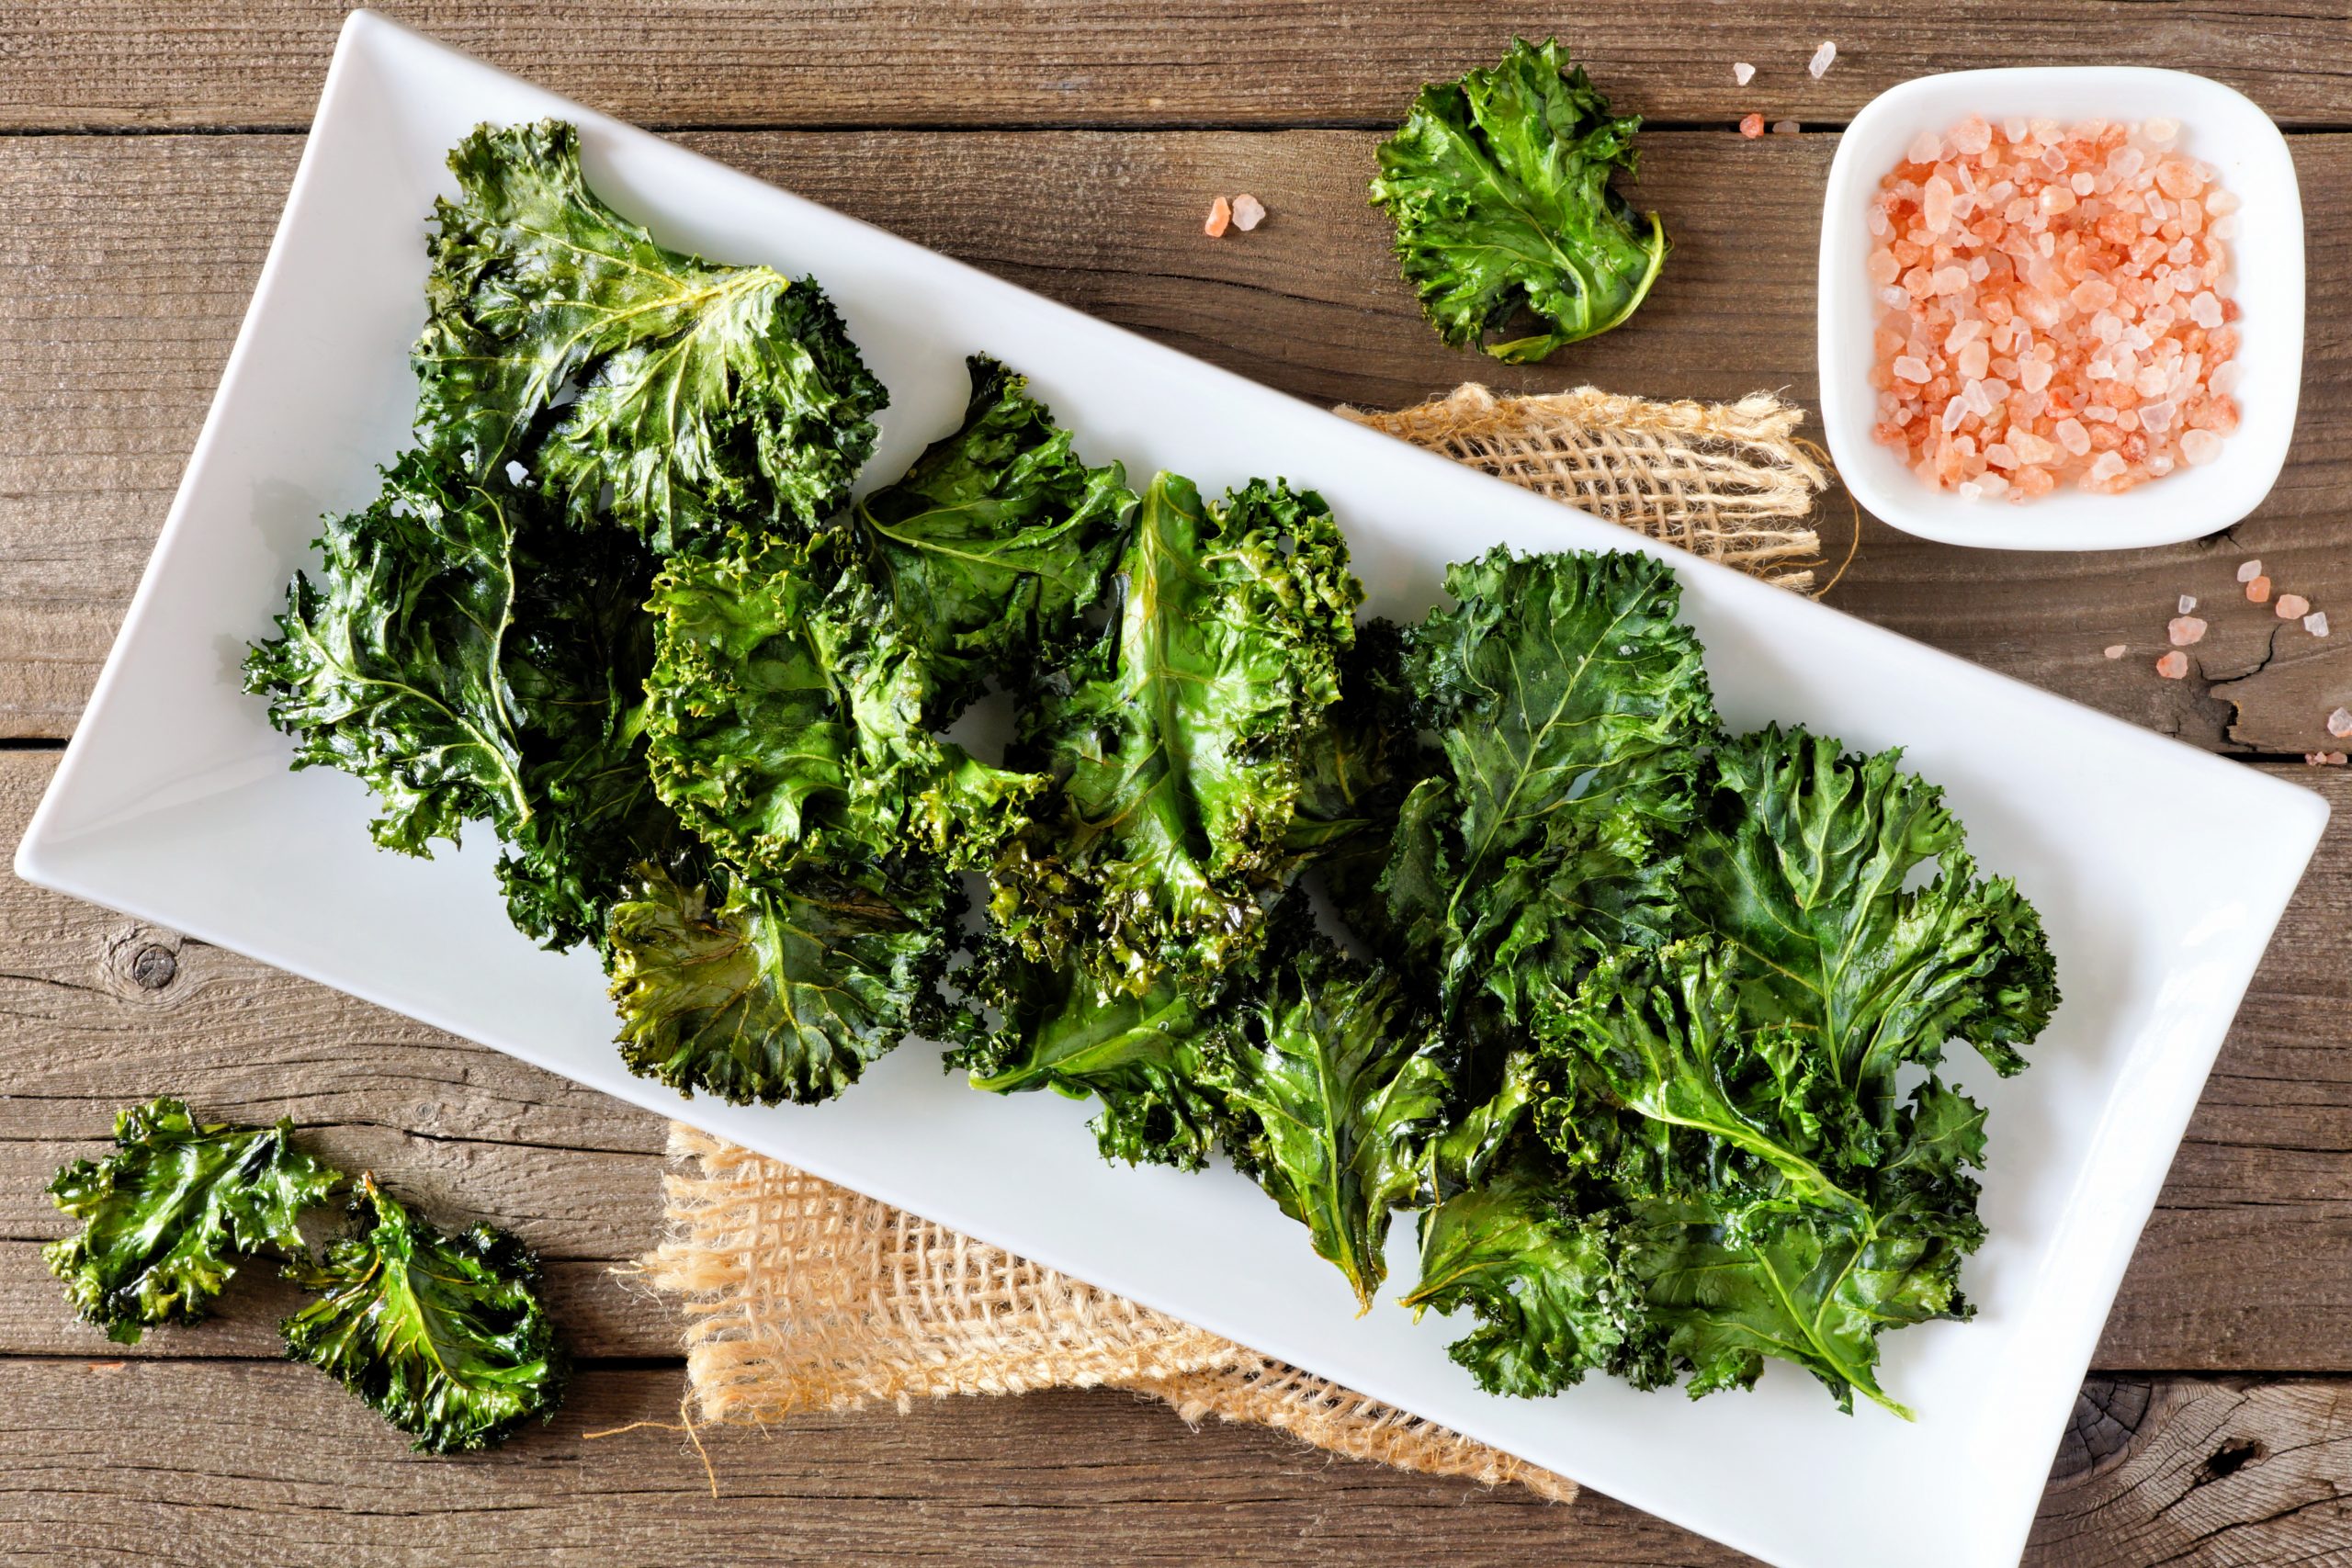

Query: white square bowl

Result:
[1818,67,2304,551]
[11,16,2333,1567]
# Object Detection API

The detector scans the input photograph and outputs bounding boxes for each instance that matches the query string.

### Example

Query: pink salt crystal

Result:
[2331,707,2352,739]
[2247,574,2273,604]
[1923,175,1955,232]
[1230,193,1266,231]
[2155,651,2189,680]
[1771,118,1800,135]
[2181,429,2223,466]
[1808,40,1837,78]
[2104,644,2127,660]
[1734,62,1756,85]
[1739,113,1766,139]
[1893,355,1931,383]
[2054,417,2092,457]
[1907,130,1942,164]
[1204,196,1231,237]
[2178,594,2197,614]
[2307,612,2331,637]
[2168,615,2207,647]
[2086,451,2128,486]
[1951,116,1992,156]
[2236,558,2263,583]
[2143,117,2179,144]
[2277,593,2312,621]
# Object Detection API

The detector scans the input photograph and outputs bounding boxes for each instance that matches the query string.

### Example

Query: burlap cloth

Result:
[639,382,1838,1503]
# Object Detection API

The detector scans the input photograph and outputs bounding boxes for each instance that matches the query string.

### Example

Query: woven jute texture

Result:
[1337,382,1831,591]
[642,382,1836,1505]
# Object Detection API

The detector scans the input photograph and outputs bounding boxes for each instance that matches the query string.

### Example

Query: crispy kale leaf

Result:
[643,532,1042,877]
[282,1176,566,1453]
[851,354,1136,705]
[1404,1143,1647,1397]
[495,518,693,949]
[605,865,955,1106]
[993,473,1363,991]
[1208,944,1452,1308]
[1675,727,2058,1106]
[417,119,886,548]
[1379,547,1714,1046]
[950,950,1233,1170]
[1369,38,1668,363]
[45,1099,343,1345]
[243,452,532,856]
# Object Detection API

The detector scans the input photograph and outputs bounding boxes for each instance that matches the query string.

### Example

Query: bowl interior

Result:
[1818,67,2303,551]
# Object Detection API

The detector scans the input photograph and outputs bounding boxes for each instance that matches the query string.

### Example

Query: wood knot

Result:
[129,944,177,990]
[2050,1378,2158,1486]
[98,925,186,1002]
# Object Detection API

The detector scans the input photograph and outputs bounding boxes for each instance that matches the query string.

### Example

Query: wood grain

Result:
[4,1,2349,131]
[5,129,2350,748]
[0,1357,2345,1568]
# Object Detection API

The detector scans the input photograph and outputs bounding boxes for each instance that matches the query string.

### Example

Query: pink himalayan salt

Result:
[1734,62,1756,85]
[1740,113,1766,139]
[2308,612,2331,637]
[2168,615,2207,646]
[1230,193,1267,231]
[2276,592,2311,620]
[2156,651,2190,680]
[2247,574,2273,604]
[2103,644,2127,659]
[1204,196,1231,237]
[1809,40,1837,79]
[2238,558,2263,582]
[2308,753,2349,767]
[2178,593,2198,613]
[1772,118,1799,135]
[2331,707,2352,739]
[1865,115,2245,502]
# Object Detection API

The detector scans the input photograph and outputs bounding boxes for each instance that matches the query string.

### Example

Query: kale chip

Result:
[992,472,1363,992]
[282,1176,567,1454]
[243,452,534,857]
[1370,38,1668,362]
[45,1099,342,1345]
[605,864,956,1106]
[417,119,886,548]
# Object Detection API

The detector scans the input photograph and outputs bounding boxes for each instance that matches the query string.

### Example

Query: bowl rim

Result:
[1815,65,2304,552]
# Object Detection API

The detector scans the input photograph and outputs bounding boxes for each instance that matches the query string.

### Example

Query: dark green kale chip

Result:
[45,1099,343,1345]
[282,1176,567,1454]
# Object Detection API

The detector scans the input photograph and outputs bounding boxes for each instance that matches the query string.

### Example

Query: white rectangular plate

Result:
[16,14,2326,1567]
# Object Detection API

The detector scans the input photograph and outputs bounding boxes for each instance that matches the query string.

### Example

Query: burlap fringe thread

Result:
[641,383,1837,1506]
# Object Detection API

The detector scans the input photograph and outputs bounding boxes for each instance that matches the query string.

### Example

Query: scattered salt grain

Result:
[2103,644,2127,660]
[2308,612,2331,637]
[2156,651,2189,680]
[1204,196,1231,237]
[1739,113,1765,139]
[2330,707,2352,739]
[2178,594,2197,614]
[1230,193,1266,231]
[2168,615,2207,647]
[2237,559,2264,583]
[1772,118,1800,135]
[2247,574,2273,604]
[2306,753,2348,767]
[1808,40,1837,79]
[1734,62,1756,85]
[2181,429,2224,466]
[2276,592,2311,621]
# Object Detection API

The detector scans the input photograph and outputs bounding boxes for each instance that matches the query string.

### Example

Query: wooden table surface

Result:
[6,5,2352,1563]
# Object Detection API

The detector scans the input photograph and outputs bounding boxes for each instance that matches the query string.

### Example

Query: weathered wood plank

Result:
[4,1,2349,131]
[0,1357,2344,1568]
[2,744,2347,1368]
[5,129,2350,747]
[0,1359,1754,1567]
